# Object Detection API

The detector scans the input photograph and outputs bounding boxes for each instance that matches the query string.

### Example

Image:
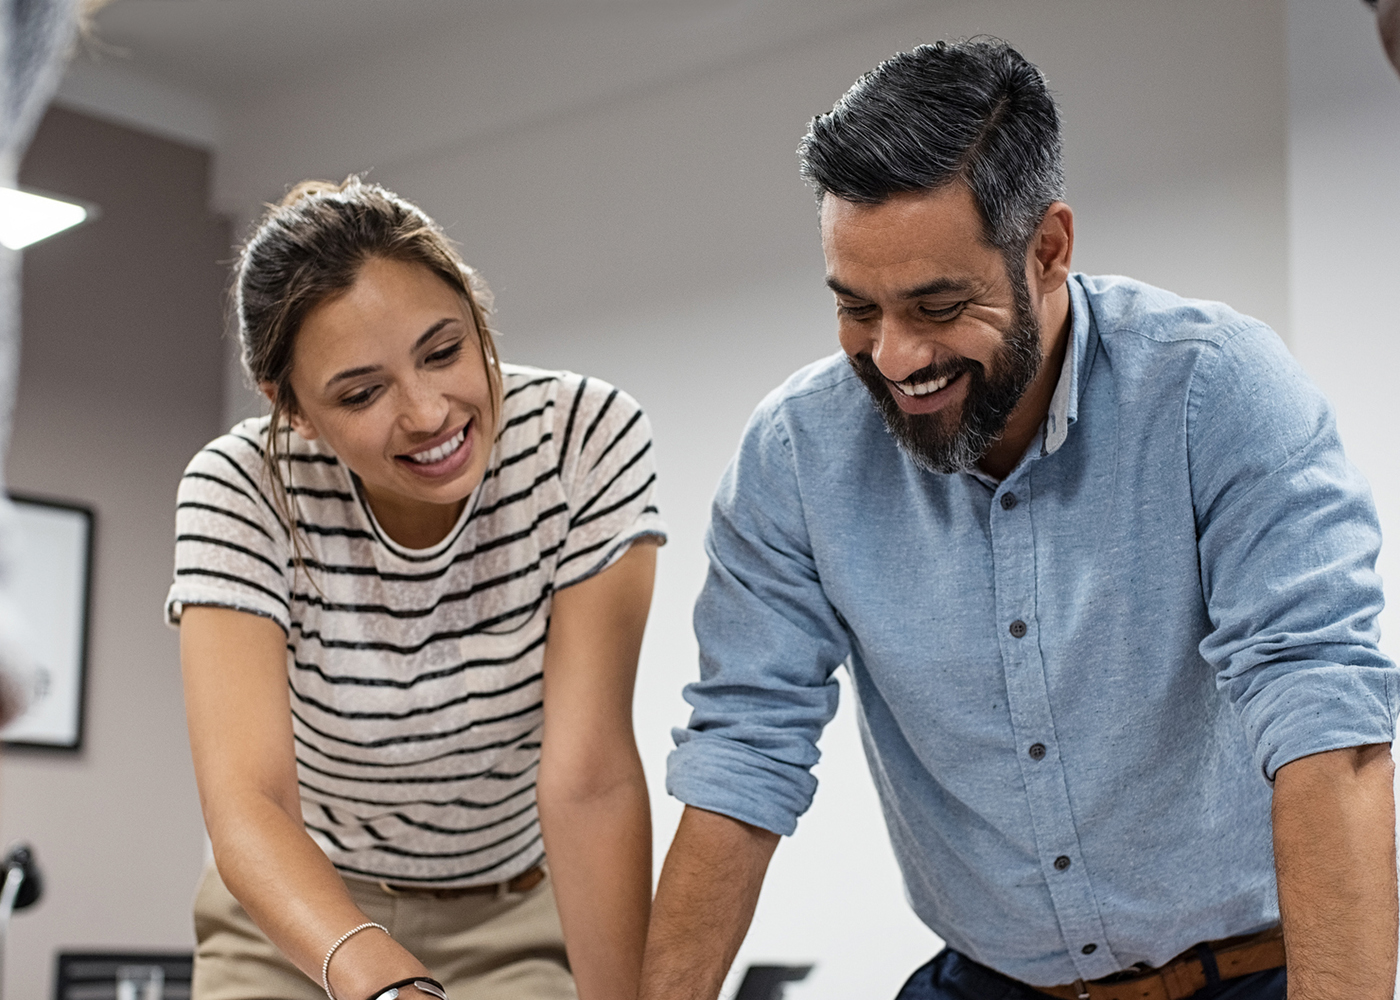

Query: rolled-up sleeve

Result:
[1190,323,1398,779]
[667,394,850,835]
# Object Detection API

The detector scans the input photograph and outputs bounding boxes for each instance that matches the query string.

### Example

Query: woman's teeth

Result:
[407,428,465,464]
[896,374,952,397]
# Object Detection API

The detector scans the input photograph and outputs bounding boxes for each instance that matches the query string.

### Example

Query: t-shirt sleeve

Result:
[553,375,667,589]
[164,429,293,633]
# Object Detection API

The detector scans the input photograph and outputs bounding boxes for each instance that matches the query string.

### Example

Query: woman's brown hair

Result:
[233,177,501,567]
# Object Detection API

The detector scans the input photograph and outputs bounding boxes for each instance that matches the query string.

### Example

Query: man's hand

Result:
[638,806,781,1000]
[1273,743,1397,999]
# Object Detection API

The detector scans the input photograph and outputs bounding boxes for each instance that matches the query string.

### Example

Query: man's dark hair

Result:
[799,38,1065,268]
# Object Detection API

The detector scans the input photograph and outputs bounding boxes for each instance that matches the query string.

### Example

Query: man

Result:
[639,40,1399,1000]
[1366,0,1400,75]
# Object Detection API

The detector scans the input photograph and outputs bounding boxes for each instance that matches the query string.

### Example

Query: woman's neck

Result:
[359,482,468,549]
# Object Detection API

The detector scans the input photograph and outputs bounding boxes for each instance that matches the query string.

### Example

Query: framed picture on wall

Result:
[0,493,94,750]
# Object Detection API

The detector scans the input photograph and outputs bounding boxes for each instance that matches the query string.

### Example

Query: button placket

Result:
[989,474,1118,981]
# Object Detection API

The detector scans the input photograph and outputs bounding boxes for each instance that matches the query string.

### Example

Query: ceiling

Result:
[80,0,872,104]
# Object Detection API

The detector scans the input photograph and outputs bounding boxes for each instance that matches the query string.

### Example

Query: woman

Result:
[167,178,665,1000]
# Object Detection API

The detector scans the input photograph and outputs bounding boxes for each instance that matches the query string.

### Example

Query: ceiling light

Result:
[0,187,89,250]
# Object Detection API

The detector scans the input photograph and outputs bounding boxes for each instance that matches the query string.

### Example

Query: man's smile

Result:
[887,370,968,415]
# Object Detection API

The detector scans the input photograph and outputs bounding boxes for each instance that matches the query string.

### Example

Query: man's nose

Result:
[870,317,935,383]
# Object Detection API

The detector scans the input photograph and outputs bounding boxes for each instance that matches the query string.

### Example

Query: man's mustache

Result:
[848,353,982,392]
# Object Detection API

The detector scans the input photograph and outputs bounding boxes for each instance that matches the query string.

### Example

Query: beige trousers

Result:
[191,863,576,1000]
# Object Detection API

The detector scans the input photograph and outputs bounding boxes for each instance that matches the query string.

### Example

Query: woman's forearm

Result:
[539,769,652,1000]
[206,790,429,1000]
[182,606,430,1000]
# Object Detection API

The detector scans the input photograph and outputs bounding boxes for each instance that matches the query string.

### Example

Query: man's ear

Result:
[1030,201,1075,295]
[259,381,320,441]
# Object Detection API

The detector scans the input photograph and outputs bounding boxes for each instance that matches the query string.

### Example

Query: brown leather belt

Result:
[375,864,546,900]
[1035,927,1285,1000]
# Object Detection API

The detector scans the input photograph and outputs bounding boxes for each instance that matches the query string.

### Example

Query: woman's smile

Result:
[396,420,474,478]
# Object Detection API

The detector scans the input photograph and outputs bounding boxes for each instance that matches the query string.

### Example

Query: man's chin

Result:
[883,408,987,475]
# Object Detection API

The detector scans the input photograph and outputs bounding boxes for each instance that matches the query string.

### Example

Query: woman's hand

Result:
[180,606,429,998]
[537,541,659,1000]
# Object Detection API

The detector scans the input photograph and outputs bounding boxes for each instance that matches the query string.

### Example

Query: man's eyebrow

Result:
[825,276,975,300]
[325,318,458,388]
[825,276,866,299]
[899,278,974,299]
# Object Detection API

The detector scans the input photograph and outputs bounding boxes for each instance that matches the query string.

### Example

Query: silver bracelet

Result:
[321,921,390,1000]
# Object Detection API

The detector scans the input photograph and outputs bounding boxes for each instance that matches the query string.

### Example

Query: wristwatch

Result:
[365,978,448,1000]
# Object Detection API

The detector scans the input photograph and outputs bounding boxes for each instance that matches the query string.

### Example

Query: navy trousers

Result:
[895,949,1286,1000]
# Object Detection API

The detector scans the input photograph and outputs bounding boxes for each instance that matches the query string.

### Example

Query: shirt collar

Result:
[1041,274,1090,457]
[964,275,1090,488]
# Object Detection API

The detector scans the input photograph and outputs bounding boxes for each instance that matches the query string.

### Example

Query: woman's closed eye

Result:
[340,384,382,408]
[425,340,464,366]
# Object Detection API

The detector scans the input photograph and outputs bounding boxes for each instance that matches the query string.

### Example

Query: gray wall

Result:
[0,107,229,997]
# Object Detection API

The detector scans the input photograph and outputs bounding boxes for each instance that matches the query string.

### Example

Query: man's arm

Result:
[638,806,781,1000]
[1273,743,1397,999]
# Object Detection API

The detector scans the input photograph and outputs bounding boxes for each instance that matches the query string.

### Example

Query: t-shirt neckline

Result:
[346,457,491,563]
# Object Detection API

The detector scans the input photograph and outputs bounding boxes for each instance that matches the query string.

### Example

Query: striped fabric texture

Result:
[166,365,666,885]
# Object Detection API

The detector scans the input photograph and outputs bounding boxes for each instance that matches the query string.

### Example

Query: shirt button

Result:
[1028,743,1046,760]
[1009,620,1028,638]
[1054,855,1071,871]
[1000,492,1018,510]
[1081,944,1097,955]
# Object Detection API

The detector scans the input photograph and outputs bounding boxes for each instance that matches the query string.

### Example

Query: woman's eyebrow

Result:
[411,317,457,352]
[325,318,459,388]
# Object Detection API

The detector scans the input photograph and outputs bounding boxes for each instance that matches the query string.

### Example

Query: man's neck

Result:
[976,283,1072,481]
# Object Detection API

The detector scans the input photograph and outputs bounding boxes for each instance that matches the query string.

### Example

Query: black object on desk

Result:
[734,964,814,1000]
[54,952,193,1000]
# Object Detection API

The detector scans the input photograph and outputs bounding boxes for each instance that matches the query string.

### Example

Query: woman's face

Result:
[277,257,498,532]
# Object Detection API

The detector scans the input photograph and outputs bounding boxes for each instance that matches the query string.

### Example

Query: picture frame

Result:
[0,493,95,751]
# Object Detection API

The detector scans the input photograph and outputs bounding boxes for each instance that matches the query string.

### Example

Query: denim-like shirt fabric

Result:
[668,274,1398,987]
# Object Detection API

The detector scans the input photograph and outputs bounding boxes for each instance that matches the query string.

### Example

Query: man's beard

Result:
[848,273,1042,474]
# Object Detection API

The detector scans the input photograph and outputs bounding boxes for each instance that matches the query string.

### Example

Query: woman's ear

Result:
[259,381,320,441]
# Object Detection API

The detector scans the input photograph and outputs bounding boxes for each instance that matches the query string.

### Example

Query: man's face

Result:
[821,185,1042,474]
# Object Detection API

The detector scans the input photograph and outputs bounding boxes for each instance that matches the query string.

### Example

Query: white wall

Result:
[45,1,1301,997]
[1287,0,1400,663]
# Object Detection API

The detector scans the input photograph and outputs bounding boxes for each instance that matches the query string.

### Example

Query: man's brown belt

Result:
[1035,927,1285,1000]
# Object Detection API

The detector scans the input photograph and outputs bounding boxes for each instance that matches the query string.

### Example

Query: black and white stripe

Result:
[166,365,665,886]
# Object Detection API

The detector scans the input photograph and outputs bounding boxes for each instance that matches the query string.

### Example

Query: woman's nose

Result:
[398,379,450,433]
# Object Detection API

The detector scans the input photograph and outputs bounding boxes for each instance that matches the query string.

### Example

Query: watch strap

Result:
[365,977,448,1000]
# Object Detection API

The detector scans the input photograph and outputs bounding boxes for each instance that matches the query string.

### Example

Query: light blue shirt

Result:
[667,274,1398,986]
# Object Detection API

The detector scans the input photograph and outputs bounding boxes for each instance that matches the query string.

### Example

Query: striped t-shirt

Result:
[165,365,666,886]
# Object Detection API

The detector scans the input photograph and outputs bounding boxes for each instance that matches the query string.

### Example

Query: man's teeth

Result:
[897,374,952,397]
[407,428,465,464]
